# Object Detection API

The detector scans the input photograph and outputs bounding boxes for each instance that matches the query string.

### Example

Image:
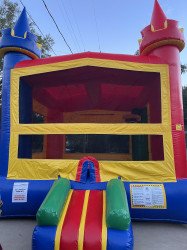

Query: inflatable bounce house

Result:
[0,0,187,249]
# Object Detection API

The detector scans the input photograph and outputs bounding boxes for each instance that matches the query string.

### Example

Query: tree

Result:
[183,86,187,127]
[0,0,54,108]
[0,0,19,30]
[135,50,140,55]
[181,64,187,74]
[181,66,187,130]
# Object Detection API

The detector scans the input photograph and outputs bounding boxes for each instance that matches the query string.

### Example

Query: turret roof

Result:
[14,7,30,37]
[151,0,167,30]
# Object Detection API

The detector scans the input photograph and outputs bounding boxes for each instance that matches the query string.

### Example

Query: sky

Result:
[10,0,187,85]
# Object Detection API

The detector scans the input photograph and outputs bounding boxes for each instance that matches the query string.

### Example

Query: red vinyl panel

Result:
[15,51,165,69]
[60,190,85,250]
[83,191,103,250]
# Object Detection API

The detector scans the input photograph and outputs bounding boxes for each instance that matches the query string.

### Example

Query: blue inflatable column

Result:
[0,52,32,175]
[0,7,41,176]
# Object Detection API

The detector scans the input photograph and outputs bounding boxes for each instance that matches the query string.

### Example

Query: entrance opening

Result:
[86,167,91,182]
[76,157,101,183]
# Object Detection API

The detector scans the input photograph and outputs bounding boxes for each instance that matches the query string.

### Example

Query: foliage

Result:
[181,64,187,74]
[0,0,19,30]
[183,86,187,127]
[135,50,140,55]
[37,34,54,58]
[181,66,187,128]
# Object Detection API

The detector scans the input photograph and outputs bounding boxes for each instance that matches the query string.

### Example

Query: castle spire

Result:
[139,0,185,55]
[0,7,41,59]
[151,0,167,30]
[14,7,30,37]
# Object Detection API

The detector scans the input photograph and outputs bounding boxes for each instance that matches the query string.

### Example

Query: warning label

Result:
[12,182,29,203]
[130,184,166,209]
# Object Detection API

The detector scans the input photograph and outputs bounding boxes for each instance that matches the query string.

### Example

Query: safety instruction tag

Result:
[130,184,166,209]
[12,182,29,203]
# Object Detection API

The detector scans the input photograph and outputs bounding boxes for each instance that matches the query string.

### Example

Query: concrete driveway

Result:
[0,220,187,250]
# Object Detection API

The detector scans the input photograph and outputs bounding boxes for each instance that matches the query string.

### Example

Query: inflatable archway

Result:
[0,1,186,249]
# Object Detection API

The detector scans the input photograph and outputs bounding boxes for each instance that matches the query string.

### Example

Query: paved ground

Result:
[0,220,187,250]
[133,222,187,250]
[0,219,35,250]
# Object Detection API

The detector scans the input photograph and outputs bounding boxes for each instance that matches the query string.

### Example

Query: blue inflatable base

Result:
[32,225,133,250]
[0,177,187,223]
[0,177,53,217]
[32,226,56,250]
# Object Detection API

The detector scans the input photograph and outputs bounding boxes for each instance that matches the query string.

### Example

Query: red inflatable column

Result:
[139,0,187,178]
[150,46,186,178]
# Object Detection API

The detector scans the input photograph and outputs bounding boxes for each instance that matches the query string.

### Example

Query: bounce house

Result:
[0,0,187,249]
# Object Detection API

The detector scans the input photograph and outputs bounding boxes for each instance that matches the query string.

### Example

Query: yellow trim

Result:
[12,123,169,134]
[141,39,185,55]
[138,39,142,45]
[54,190,73,250]
[0,47,39,59]
[102,191,107,250]
[78,190,90,250]
[176,124,183,131]
[151,20,168,32]
[11,29,27,39]
[37,43,42,49]
[8,58,176,182]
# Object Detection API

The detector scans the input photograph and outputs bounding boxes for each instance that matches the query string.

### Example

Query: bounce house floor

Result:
[0,220,187,250]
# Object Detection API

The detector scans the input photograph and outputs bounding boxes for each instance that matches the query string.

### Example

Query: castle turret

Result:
[0,8,41,176]
[139,0,185,55]
[139,0,186,178]
[0,7,41,59]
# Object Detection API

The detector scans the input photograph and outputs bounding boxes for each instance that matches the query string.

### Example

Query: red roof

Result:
[15,51,165,68]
